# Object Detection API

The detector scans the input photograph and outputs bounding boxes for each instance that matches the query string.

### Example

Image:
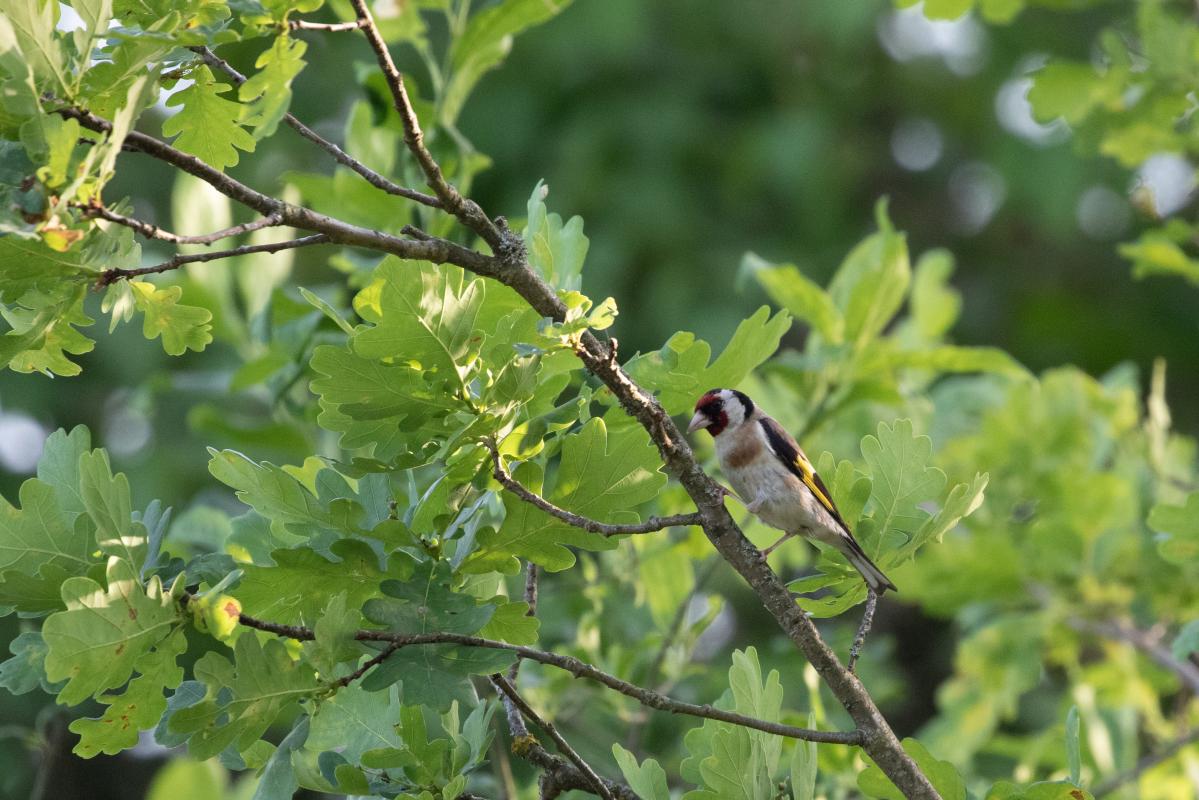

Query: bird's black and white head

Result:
[687,388,755,437]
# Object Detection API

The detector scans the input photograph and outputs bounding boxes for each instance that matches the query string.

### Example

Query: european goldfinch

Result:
[688,388,897,594]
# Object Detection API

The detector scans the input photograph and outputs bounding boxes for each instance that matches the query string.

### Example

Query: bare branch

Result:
[76,203,284,245]
[347,0,503,248]
[288,18,367,32]
[491,674,616,800]
[1069,617,1199,695]
[507,561,539,683]
[331,643,400,689]
[1092,727,1199,797]
[188,46,442,210]
[487,441,703,536]
[54,105,497,277]
[230,608,860,745]
[848,589,879,674]
[97,235,330,287]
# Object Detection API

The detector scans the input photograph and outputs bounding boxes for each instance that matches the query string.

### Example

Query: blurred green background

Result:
[1,0,1195,797]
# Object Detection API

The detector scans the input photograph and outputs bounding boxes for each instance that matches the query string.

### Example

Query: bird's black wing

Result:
[758,416,852,534]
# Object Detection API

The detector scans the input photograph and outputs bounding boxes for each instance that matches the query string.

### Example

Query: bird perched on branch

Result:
[688,388,896,594]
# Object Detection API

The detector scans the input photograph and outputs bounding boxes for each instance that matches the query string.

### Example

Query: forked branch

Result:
[97,235,330,287]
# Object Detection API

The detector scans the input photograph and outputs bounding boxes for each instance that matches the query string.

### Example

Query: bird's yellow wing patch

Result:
[793,452,838,517]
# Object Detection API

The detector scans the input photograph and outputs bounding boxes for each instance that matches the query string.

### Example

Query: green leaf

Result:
[1027,62,1122,125]
[307,684,402,763]
[790,715,817,800]
[827,199,909,350]
[522,181,588,291]
[42,559,180,706]
[1148,491,1199,565]
[129,280,214,355]
[921,0,973,21]
[168,634,320,759]
[235,539,412,624]
[885,346,1029,378]
[1119,231,1199,287]
[353,259,486,384]
[0,284,95,376]
[478,599,540,644]
[162,64,256,170]
[363,561,495,636]
[985,781,1095,800]
[0,477,93,581]
[1,0,67,91]
[743,252,843,343]
[858,738,966,800]
[0,631,56,694]
[478,417,666,571]
[443,0,574,126]
[612,743,670,800]
[304,592,362,677]
[860,419,947,551]
[239,34,307,139]
[624,305,791,416]
[253,715,309,800]
[79,449,147,570]
[910,249,961,340]
[146,758,227,800]
[362,645,514,711]
[70,628,186,757]
[1065,706,1081,786]
[1172,619,1199,661]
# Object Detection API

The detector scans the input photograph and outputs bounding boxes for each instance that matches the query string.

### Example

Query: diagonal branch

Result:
[1068,617,1199,695]
[1092,727,1199,797]
[486,441,702,536]
[97,235,330,287]
[848,589,879,674]
[75,204,284,245]
[491,674,617,800]
[189,46,441,209]
[231,608,860,745]
[347,0,502,248]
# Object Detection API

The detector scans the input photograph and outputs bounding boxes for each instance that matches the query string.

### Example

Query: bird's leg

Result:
[847,589,879,673]
[759,531,794,559]
[744,494,766,514]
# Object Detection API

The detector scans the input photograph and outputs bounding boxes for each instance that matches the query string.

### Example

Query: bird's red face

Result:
[688,389,729,437]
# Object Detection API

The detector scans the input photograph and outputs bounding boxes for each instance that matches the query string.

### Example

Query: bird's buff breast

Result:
[718,438,829,535]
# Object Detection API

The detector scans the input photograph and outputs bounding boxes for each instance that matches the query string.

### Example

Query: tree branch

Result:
[848,589,879,674]
[97,235,330,287]
[231,609,859,745]
[487,441,703,536]
[331,643,400,689]
[1069,618,1199,695]
[75,203,284,245]
[507,561,539,683]
[491,674,617,800]
[54,105,497,277]
[1092,727,1199,797]
[347,0,503,249]
[189,46,441,209]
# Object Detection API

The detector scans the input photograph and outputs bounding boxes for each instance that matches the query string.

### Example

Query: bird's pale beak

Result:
[687,411,711,434]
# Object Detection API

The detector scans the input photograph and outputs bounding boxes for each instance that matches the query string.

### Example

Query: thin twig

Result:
[188,46,441,210]
[331,643,400,689]
[1092,727,1199,797]
[507,561,540,683]
[848,589,878,674]
[347,0,503,248]
[288,18,367,31]
[54,105,496,276]
[487,441,703,536]
[230,607,860,745]
[76,203,284,245]
[1069,618,1199,695]
[491,674,615,800]
[97,235,329,287]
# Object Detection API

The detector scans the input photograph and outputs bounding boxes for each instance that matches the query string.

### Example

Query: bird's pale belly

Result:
[725,456,844,547]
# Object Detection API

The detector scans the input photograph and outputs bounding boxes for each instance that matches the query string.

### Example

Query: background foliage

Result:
[0,0,1197,799]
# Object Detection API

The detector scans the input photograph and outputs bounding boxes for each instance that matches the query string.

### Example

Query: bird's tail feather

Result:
[838,535,897,594]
